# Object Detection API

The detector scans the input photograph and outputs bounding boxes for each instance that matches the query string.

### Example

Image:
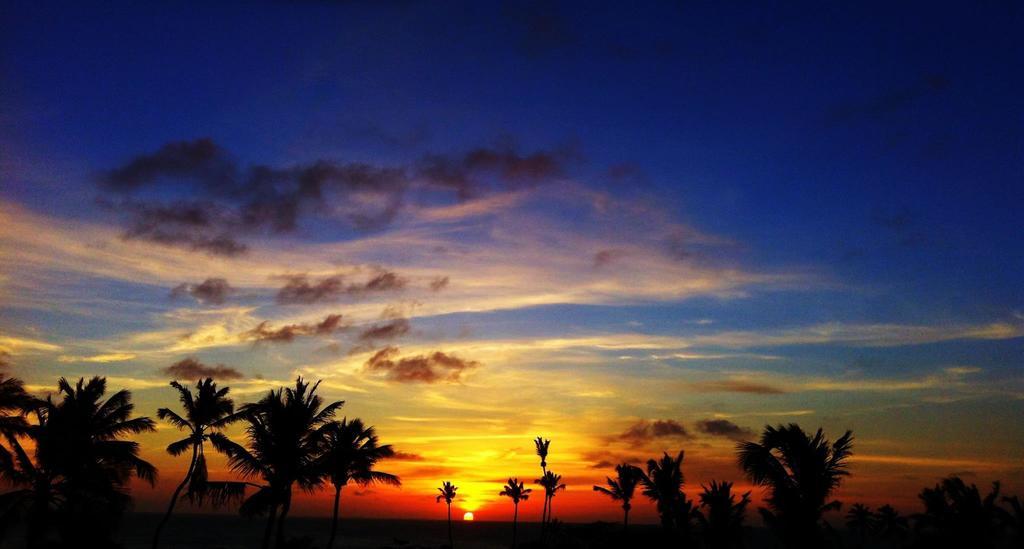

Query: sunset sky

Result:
[1,1,1021,524]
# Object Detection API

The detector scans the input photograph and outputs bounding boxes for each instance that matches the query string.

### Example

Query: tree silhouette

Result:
[0,375,35,438]
[874,504,908,542]
[500,477,531,548]
[152,378,240,549]
[317,418,400,549]
[436,481,458,548]
[592,464,642,529]
[219,377,343,549]
[845,503,876,548]
[737,424,853,548]
[641,450,687,530]
[537,470,566,525]
[913,476,1003,549]
[14,377,157,546]
[997,495,1022,546]
[534,436,551,531]
[696,480,751,549]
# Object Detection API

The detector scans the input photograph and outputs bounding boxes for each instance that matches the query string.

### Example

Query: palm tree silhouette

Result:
[874,504,908,542]
[533,437,550,530]
[152,378,240,549]
[641,450,687,530]
[592,464,642,529]
[436,481,458,548]
[0,375,35,438]
[500,477,531,548]
[737,424,853,548]
[997,495,1022,546]
[537,470,566,525]
[845,503,875,548]
[30,377,156,545]
[317,418,400,549]
[219,377,343,549]
[914,476,1003,549]
[695,480,751,549]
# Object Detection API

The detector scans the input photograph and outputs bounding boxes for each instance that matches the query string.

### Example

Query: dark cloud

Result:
[170,277,234,305]
[388,451,425,461]
[825,74,950,125]
[429,276,449,292]
[358,318,411,342]
[593,249,627,268]
[694,380,787,394]
[504,0,577,56]
[162,357,244,380]
[276,275,345,304]
[245,313,346,343]
[696,419,755,440]
[417,141,572,199]
[870,205,927,248]
[276,270,406,304]
[363,346,478,383]
[589,460,615,469]
[99,138,574,255]
[618,419,691,443]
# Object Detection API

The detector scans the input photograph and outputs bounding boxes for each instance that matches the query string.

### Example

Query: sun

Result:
[463,512,475,521]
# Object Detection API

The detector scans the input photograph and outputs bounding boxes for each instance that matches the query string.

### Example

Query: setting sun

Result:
[463,512,474,521]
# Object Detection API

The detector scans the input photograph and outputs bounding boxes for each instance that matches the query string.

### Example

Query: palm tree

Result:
[913,476,1003,549]
[219,377,343,549]
[32,377,156,545]
[997,495,1022,546]
[874,504,908,542]
[0,375,35,438]
[737,424,853,548]
[318,418,400,549]
[845,503,875,548]
[537,470,566,525]
[0,426,58,545]
[152,378,240,549]
[436,481,458,548]
[593,464,642,529]
[499,477,531,548]
[641,450,687,530]
[534,437,550,529]
[695,480,751,549]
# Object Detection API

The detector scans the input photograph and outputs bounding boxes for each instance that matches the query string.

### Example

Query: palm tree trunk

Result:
[261,503,278,549]
[447,503,453,548]
[326,485,342,549]
[546,496,553,525]
[512,503,518,548]
[152,443,199,549]
[623,505,629,530]
[274,490,293,549]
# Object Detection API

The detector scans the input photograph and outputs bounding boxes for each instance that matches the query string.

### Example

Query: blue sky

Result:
[1,0,1021,518]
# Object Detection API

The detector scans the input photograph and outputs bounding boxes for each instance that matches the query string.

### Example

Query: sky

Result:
[1,0,1022,524]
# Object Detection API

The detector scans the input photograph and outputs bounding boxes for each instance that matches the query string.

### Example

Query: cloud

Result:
[0,351,10,368]
[692,380,787,394]
[388,451,425,461]
[244,313,346,343]
[429,276,449,292]
[171,277,234,305]
[276,275,345,304]
[358,318,411,342]
[696,419,755,440]
[593,249,627,268]
[276,270,405,304]
[825,74,950,125]
[416,141,572,199]
[97,138,577,256]
[618,419,691,443]
[363,346,479,383]
[0,334,62,354]
[162,357,244,380]
[57,352,136,363]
